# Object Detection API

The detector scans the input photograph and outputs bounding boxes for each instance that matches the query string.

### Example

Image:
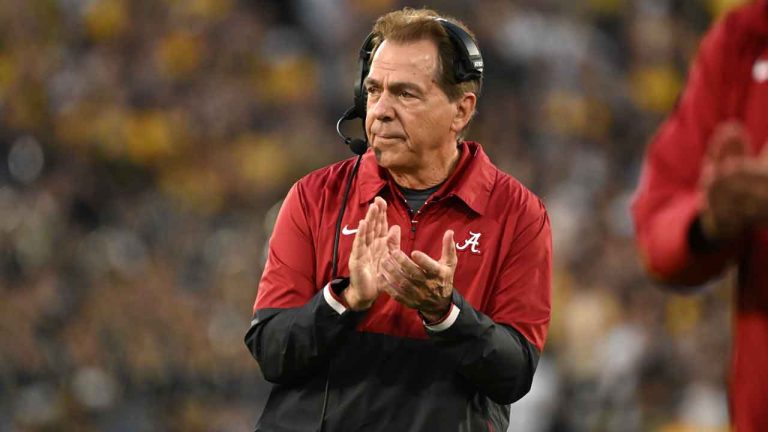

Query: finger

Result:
[411,250,443,276]
[387,250,427,285]
[387,225,401,252]
[351,220,367,259]
[365,204,377,247]
[381,252,398,273]
[382,253,409,283]
[382,253,428,304]
[360,203,375,245]
[373,199,382,239]
[375,197,388,238]
[379,260,407,295]
[389,249,427,281]
[364,201,376,221]
[372,202,381,241]
[377,272,397,297]
[379,199,388,237]
[378,269,418,308]
[439,230,457,268]
[374,196,387,212]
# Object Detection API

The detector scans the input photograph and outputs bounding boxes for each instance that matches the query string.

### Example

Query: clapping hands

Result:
[346,197,456,320]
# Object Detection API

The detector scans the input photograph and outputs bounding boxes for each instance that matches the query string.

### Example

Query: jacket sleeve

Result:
[425,202,551,405]
[244,183,364,384]
[245,287,366,384]
[630,17,740,286]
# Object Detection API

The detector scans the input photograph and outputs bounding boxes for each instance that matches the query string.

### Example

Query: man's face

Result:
[364,39,458,172]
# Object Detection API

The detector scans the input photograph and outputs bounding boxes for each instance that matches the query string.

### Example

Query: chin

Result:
[375,154,416,175]
[372,139,416,169]
[373,148,403,169]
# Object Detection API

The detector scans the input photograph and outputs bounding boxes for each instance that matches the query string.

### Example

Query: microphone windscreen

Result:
[349,138,368,155]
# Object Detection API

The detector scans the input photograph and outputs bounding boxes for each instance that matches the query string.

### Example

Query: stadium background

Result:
[0,0,747,430]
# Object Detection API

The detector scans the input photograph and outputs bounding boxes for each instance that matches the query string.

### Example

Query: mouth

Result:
[374,134,404,142]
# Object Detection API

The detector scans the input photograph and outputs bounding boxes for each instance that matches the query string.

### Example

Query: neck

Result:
[389,142,461,189]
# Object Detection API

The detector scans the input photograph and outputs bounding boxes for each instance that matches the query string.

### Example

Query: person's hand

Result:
[705,156,768,236]
[700,121,768,241]
[378,229,457,322]
[346,197,391,311]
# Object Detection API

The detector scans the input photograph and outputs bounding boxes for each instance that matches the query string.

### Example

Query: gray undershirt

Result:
[397,183,443,213]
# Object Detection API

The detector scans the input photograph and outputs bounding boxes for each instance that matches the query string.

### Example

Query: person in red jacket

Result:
[244,8,551,432]
[632,1,768,430]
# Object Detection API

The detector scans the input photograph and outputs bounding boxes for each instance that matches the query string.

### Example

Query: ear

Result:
[450,92,477,135]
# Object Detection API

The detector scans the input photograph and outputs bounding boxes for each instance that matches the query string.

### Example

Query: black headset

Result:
[322,19,483,430]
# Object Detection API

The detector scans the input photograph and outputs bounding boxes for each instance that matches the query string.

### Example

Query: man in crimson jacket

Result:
[632,1,768,430]
[244,8,551,432]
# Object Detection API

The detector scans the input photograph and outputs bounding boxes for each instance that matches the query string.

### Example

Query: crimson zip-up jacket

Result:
[245,141,551,431]
[632,1,768,430]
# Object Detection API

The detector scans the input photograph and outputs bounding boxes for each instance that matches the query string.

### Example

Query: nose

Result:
[367,91,394,123]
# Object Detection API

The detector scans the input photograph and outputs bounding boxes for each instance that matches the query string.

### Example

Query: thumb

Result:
[411,250,442,276]
[440,230,457,268]
[387,225,401,252]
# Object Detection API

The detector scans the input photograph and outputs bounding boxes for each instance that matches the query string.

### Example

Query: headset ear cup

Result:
[434,18,483,83]
[354,33,376,119]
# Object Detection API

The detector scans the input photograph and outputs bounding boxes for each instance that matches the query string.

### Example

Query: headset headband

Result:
[351,17,484,120]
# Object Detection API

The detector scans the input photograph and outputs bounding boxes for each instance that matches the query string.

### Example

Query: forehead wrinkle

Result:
[370,40,438,79]
[371,55,436,76]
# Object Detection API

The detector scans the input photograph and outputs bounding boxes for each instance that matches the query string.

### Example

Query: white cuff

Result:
[424,303,460,332]
[323,283,347,315]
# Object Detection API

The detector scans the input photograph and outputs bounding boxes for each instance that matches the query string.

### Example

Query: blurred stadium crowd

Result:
[0,0,747,430]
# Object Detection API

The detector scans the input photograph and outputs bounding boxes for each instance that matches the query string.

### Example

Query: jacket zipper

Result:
[408,198,435,240]
[409,205,419,240]
[397,193,440,247]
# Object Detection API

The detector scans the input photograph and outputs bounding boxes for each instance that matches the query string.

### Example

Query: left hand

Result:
[378,230,458,322]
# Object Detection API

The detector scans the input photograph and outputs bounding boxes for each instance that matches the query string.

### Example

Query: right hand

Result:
[378,229,456,322]
[346,197,398,310]
[701,121,768,241]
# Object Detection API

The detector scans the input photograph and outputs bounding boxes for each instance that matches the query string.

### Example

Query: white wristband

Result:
[323,283,347,315]
[424,303,460,332]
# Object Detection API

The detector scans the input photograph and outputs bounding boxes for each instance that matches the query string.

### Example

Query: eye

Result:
[366,86,380,96]
[399,90,414,98]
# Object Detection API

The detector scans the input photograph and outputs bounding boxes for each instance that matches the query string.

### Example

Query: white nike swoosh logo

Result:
[341,225,358,235]
[753,60,768,82]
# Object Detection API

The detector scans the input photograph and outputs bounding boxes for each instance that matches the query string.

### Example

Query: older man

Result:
[245,8,551,431]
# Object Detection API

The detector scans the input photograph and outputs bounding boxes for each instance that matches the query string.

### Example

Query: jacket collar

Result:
[745,0,768,36]
[356,141,496,215]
